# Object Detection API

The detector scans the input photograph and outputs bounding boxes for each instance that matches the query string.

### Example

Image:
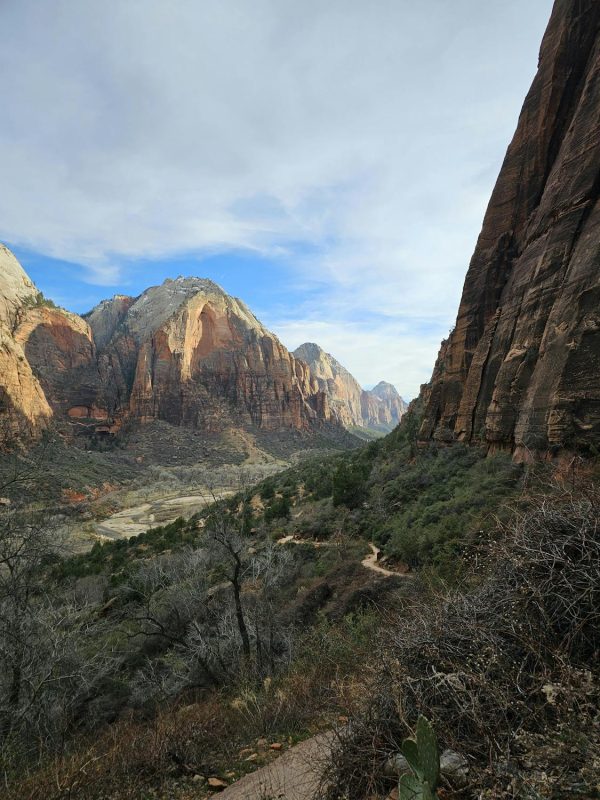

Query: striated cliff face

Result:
[419,0,600,459]
[293,342,364,429]
[0,247,52,432]
[87,278,329,431]
[293,342,406,433]
[0,260,333,438]
[362,381,408,431]
[0,256,335,439]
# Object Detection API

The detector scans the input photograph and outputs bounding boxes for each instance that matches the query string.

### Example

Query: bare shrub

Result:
[323,492,600,798]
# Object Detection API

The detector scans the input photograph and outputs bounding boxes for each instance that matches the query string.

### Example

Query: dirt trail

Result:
[218,732,333,800]
[278,537,411,579]
[361,542,409,577]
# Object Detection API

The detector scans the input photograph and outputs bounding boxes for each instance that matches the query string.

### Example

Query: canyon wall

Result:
[419,0,600,458]
[294,342,406,433]
[0,261,337,437]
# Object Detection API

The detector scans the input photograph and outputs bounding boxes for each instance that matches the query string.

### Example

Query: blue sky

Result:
[0,0,554,398]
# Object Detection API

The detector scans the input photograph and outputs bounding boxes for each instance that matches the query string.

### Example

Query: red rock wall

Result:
[419,0,600,458]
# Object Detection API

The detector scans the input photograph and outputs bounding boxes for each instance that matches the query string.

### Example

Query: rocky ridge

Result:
[419,0,600,459]
[87,277,329,432]
[293,342,406,433]
[0,256,345,440]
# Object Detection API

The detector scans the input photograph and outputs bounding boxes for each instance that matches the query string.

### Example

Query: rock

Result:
[440,748,469,783]
[384,752,410,777]
[207,777,228,790]
[0,244,38,329]
[0,255,345,443]
[0,249,53,438]
[0,498,11,506]
[293,342,407,433]
[192,774,206,783]
[256,738,268,748]
[269,742,283,751]
[89,278,330,433]
[418,0,600,457]
[384,748,468,783]
[362,381,408,431]
[245,753,259,762]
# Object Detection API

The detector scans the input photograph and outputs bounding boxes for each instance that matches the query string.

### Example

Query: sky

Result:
[0,0,554,400]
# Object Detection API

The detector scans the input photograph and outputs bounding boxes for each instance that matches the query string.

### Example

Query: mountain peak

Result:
[294,342,406,434]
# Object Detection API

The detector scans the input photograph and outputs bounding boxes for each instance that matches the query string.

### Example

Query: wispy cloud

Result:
[0,0,553,395]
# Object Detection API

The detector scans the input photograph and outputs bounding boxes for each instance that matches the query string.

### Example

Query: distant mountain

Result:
[363,380,408,431]
[293,342,406,434]
[0,251,341,441]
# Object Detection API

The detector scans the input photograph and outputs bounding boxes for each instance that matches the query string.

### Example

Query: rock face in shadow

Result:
[419,0,600,459]
[293,343,406,433]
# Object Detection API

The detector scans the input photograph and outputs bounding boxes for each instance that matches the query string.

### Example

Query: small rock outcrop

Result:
[419,0,600,458]
[293,343,406,433]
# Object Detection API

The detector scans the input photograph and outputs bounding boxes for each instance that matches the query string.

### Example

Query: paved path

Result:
[218,732,333,800]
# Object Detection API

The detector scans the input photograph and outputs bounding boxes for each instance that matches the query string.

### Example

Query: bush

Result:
[322,491,600,799]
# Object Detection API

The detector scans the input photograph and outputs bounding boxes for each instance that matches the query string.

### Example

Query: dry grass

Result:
[322,488,600,799]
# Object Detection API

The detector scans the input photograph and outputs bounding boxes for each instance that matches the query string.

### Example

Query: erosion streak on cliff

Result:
[420,0,600,458]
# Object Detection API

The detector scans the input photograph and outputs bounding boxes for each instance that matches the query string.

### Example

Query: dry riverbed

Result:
[93,491,233,540]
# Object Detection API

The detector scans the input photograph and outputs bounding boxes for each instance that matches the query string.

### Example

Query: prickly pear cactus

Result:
[398,716,439,800]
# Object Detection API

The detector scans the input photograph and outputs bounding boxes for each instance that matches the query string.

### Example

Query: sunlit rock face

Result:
[419,0,600,458]
[293,343,406,433]
[86,277,331,432]
[0,246,52,433]
[362,381,407,431]
[0,255,335,437]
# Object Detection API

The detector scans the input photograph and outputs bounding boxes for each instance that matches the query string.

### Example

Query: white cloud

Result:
[0,0,554,396]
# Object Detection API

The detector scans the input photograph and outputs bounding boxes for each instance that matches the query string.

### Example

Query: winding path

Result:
[278,536,411,579]
[361,542,407,577]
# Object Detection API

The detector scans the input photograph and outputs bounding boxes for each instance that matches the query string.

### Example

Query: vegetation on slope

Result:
[1,410,597,799]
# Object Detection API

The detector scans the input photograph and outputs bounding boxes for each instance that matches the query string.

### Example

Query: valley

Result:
[1,1,599,799]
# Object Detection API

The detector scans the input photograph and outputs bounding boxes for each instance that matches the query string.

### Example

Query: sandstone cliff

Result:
[293,342,406,433]
[0,253,339,437]
[0,247,52,432]
[362,381,408,431]
[293,342,364,429]
[87,278,330,432]
[419,0,600,458]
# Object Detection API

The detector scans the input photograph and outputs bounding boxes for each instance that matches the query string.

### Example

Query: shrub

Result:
[322,491,600,799]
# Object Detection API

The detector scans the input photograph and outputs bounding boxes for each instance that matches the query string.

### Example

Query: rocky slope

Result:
[293,342,406,433]
[419,0,600,459]
[0,257,339,440]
